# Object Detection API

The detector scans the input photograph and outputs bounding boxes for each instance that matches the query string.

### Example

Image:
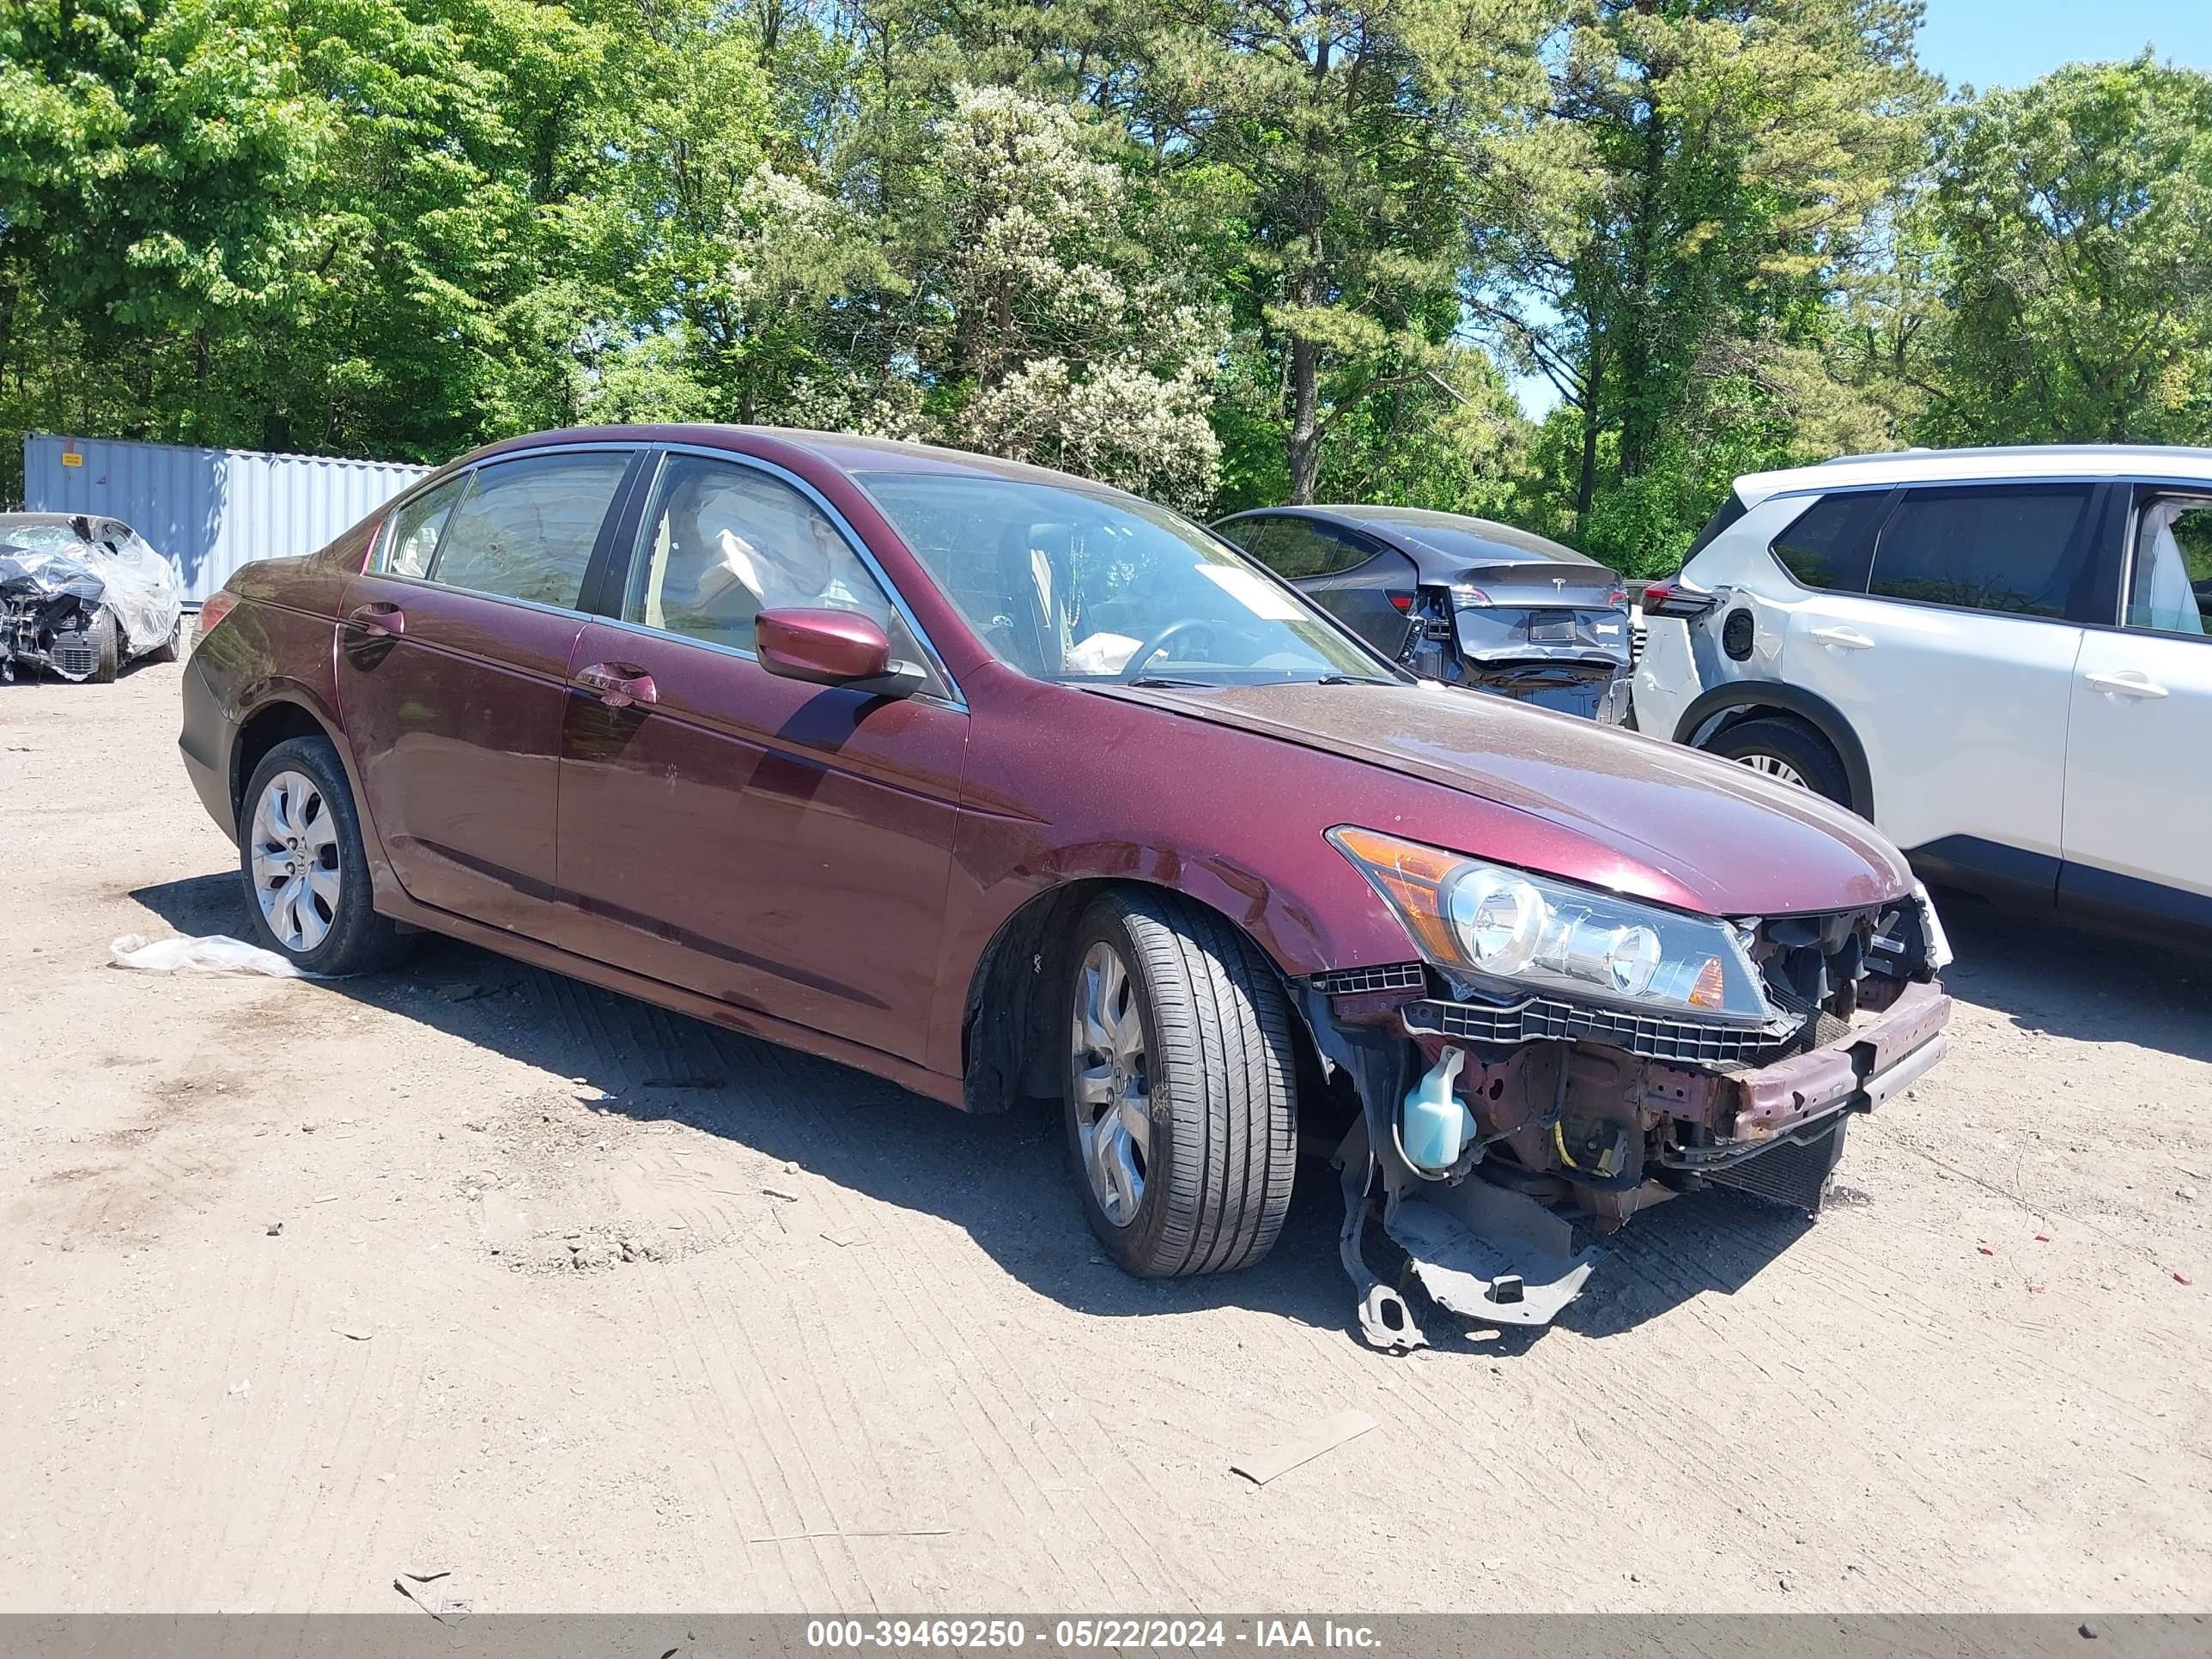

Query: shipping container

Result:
[20,434,433,605]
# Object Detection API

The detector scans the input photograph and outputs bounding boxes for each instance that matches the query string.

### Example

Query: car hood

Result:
[1095,679,1913,917]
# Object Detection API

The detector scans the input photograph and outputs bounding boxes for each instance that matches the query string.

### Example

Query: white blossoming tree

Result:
[922,85,1227,505]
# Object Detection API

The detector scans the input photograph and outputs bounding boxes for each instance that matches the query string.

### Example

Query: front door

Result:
[336,447,636,935]
[555,450,968,1062]
[2062,489,2212,922]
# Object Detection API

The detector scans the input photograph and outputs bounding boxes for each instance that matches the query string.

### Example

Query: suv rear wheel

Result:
[1705,715,1851,806]
[1063,890,1297,1277]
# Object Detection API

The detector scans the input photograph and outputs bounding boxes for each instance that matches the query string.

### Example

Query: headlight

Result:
[1328,826,1775,1025]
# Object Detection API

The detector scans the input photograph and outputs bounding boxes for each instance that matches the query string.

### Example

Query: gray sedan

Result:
[1212,505,1633,723]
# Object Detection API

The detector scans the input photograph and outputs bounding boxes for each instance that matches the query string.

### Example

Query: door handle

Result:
[574,661,657,709]
[346,601,404,638]
[2082,670,2169,701]
[1809,625,1874,652]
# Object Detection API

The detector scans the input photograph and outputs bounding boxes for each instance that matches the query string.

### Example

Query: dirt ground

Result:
[1,655,2207,1615]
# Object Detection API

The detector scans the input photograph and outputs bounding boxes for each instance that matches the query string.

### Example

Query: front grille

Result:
[50,624,99,679]
[1403,995,1777,1065]
[1311,962,1427,997]
[1707,1118,1850,1213]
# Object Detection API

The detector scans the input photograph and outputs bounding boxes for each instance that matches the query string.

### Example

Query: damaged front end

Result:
[1,554,112,683]
[1304,830,1953,1350]
[0,520,180,684]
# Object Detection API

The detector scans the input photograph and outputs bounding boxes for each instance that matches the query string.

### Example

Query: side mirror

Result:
[756,607,904,690]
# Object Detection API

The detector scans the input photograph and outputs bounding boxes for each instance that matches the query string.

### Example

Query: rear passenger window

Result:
[377,477,467,579]
[1770,493,1886,592]
[1259,519,1373,579]
[1215,518,1272,557]
[427,452,629,608]
[1867,485,2094,619]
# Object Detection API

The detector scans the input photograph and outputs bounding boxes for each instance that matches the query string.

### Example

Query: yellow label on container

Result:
[60,451,82,466]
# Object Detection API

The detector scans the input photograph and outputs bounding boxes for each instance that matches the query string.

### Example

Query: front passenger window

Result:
[427,452,630,608]
[625,455,896,648]
[2126,497,2211,637]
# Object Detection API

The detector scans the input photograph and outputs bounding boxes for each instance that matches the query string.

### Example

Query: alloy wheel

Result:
[250,769,341,952]
[1739,752,1808,789]
[1072,940,1152,1226]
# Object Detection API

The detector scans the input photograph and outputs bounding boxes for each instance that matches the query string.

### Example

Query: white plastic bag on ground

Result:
[109,933,303,978]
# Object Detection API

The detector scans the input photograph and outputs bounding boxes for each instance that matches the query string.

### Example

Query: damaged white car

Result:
[0,514,184,684]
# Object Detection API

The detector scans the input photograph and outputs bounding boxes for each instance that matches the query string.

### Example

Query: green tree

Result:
[0,0,323,466]
[1916,56,2212,446]
[1473,0,1931,570]
[1145,0,1550,503]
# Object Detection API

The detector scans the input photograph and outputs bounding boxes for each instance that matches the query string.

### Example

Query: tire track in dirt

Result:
[523,966,1135,1603]
[809,1104,1227,1605]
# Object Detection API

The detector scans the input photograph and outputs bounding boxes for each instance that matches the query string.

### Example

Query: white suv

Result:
[1633,446,2211,938]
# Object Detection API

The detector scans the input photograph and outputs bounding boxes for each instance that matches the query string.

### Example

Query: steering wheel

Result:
[1120,618,1214,682]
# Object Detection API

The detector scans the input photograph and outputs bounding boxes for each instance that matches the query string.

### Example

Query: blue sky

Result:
[1919,0,2209,94]
[1505,2,2212,418]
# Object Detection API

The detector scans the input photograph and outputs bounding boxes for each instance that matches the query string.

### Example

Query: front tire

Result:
[84,610,120,683]
[239,735,412,975]
[1063,891,1297,1277]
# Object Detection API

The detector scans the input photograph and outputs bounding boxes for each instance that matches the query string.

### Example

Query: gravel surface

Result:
[2,658,2207,1613]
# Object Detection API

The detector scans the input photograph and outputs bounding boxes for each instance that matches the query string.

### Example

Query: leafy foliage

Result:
[4,2,2210,560]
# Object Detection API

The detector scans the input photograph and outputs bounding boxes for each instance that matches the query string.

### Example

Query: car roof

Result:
[1220,504,1601,574]
[1736,444,2212,506]
[481,424,1152,501]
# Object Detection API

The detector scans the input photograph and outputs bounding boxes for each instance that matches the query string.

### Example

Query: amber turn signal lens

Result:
[1326,827,1465,963]
[1686,955,1728,1009]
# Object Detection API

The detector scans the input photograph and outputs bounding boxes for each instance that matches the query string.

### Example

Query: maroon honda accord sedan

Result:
[181,425,1952,1345]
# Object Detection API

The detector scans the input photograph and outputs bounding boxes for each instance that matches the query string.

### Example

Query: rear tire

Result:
[1705,715,1851,807]
[145,614,182,665]
[239,735,413,975]
[1063,890,1297,1277]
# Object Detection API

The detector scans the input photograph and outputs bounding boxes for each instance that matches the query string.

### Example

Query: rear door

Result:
[1765,483,2100,866]
[336,447,639,936]
[2061,488,2212,923]
[554,448,968,1062]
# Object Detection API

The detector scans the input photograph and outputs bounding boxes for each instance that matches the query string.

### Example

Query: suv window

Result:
[2126,495,2211,637]
[426,452,630,608]
[1770,492,1886,592]
[1867,484,2094,620]
[624,453,906,649]
[377,476,468,579]
[1255,518,1373,580]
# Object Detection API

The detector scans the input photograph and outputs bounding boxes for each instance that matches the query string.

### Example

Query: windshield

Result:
[857,473,1400,685]
[0,518,85,555]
